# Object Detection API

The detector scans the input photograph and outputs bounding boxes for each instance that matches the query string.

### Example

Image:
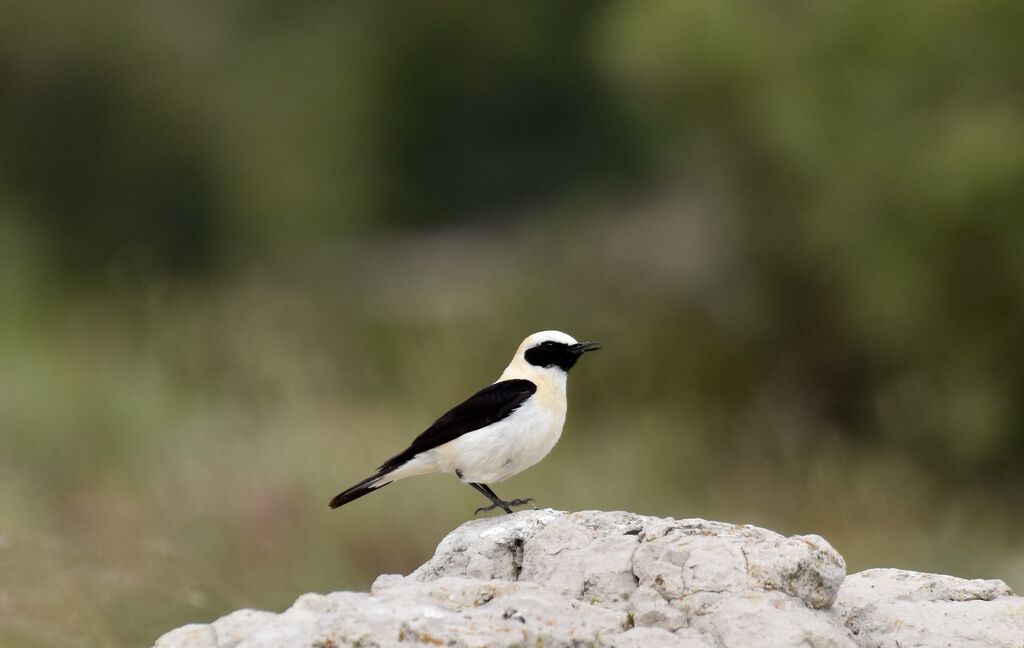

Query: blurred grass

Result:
[2,1,1024,646]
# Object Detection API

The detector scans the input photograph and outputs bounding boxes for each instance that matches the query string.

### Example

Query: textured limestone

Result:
[153,509,1020,648]
[836,568,1024,648]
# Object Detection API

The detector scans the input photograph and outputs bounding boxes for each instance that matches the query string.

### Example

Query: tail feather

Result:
[329,471,392,509]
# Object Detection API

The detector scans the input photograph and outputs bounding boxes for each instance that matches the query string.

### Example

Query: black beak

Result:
[569,341,601,355]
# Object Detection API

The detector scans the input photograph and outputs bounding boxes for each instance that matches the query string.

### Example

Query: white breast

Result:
[433,392,567,483]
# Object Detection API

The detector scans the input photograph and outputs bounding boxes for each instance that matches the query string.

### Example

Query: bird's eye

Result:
[542,341,556,350]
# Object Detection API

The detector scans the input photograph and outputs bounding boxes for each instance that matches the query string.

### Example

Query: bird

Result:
[329,330,600,515]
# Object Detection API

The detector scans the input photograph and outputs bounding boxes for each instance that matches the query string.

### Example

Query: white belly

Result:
[433,396,566,483]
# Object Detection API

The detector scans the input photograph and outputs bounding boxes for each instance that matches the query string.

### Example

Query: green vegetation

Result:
[1,2,1022,646]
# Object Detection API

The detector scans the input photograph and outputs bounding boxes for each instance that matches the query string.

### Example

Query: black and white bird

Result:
[329,331,600,515]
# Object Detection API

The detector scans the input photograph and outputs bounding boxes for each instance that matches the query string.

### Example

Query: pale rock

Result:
[615,626,715,647]
[682,590,854,648]
[152,509,1021,648]
[837,568,1024,648]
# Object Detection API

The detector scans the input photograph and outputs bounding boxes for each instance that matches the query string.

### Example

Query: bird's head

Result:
[504,330,601,379]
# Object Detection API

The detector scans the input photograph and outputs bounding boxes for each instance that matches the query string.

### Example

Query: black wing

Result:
[378,379,537,473]
[329,378,536,509]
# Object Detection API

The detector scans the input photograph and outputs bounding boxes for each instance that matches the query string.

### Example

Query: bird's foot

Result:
[473,502,507,515]
[474,498,536,516]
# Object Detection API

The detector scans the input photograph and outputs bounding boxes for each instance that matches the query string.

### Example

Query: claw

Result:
[473,498,535,516]
[474,503,501,516]
[474,502,513,515]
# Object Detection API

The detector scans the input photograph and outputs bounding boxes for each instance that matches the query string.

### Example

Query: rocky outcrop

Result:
[153,510,1023,648]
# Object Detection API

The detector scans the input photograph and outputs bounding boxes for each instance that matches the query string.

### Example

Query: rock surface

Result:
[836,568,1024,648]
[153,510,1022,648]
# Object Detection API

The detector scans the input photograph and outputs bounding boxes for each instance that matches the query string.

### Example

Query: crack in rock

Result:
[509,537,524,582]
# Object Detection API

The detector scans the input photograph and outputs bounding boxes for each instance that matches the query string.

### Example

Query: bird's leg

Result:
[469,483,535,516]
[469,483,511,514]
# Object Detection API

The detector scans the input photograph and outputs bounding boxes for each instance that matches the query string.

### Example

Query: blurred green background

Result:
[2,1,1023,646]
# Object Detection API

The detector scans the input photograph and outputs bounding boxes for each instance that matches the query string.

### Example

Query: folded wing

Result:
[329,378,537,509]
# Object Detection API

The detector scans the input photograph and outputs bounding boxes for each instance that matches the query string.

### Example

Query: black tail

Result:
[329,470,393,509]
